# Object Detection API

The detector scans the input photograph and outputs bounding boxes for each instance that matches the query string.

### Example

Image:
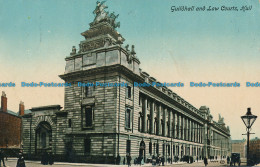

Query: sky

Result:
[0,0,260,140]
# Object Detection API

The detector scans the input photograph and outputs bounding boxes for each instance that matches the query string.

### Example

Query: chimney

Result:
[19,101,25,116]
[1,91,7,112]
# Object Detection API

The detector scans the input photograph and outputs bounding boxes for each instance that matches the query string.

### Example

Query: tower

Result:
[59,1,140,163]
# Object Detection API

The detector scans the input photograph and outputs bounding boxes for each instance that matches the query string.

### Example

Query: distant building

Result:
[22,2,231,164]
[231,139,246,158]
[249,137,260,164]
[0,91,25,148]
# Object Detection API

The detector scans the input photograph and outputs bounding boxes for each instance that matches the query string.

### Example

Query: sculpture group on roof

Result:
[93,1,120,29]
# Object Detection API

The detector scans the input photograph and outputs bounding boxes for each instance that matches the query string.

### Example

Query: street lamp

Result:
[241,108,257,166]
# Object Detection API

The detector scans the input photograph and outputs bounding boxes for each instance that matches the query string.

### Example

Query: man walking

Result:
[0,149,6,167]
[204,157,208,167]
[126,153,132,167]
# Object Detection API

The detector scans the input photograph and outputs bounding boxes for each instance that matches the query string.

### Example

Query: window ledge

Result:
[125,127,131,131]
[83,126,94,130]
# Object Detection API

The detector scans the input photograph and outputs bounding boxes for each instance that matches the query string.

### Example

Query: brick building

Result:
[22,2,231,164]
[0,91,24,148]
[249,137,260,164]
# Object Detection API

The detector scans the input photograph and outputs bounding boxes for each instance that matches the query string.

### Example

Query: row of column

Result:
[151,142,204,158]
[140,95,203,144]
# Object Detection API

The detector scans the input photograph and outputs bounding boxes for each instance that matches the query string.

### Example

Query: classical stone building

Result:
[22,2,231,164]
[231,139,246,158]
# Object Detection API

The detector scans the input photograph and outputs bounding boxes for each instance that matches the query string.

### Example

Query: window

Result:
[167,121,170,137]
[126,140,131,154]
[161,120,164,136]
[68,119,72,128]
[126,86,131,99]
[163,144,165,156]
[84,138,91,154]
[125,108,131,129]
[85,84,95,97]
[149,142,152,154]
[138,117,141,132]
[156,143,159,155]
[154,120,157,135]
[138,112,142,132]
[173,146,175,156]
[147,118,150,133]
[85,106,93,127]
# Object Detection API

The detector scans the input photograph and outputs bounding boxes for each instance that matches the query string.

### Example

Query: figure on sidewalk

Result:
[41,150,49,165]
[161,156,165,166]
[227,156,230,164]
[0,149,6,167]
[204,157,208,167]
[126,153,131,167]
[16,151,26,167]
[49,152,54,165]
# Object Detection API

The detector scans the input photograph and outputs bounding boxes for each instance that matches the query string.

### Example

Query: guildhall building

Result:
[22,2,231,164]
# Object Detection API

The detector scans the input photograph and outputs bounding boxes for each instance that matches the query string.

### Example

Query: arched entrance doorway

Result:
[139,141,146,162]
[35,121,52,154]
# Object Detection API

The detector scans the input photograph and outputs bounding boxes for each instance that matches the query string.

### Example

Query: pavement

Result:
[2,158,254,167]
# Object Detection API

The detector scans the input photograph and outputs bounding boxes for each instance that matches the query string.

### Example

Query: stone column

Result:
[190,121,193,142]
[163,107,166,136]
[195,122,197,143]
[168,110,172,137]
[143,97,147,133]
[178,114,181,139]
[189,119,191,141]
[158,105,161,136]
[174,112,177,138]
[150,100,155,134]
[198,124,201,143]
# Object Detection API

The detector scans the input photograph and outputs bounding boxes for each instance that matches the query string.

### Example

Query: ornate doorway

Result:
[35,121,52,154]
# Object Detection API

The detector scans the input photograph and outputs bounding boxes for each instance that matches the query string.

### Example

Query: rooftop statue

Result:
[218,114,224,124]
[92,1,120,29]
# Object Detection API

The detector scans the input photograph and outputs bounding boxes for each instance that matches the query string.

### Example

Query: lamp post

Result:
[241,108,257,166]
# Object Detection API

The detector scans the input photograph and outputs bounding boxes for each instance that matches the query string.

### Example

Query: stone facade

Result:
[231,139,246,158]
[22,2,231,164]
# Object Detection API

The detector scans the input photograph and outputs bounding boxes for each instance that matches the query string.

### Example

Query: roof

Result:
[7,109,18,116]
[232,139,246,143]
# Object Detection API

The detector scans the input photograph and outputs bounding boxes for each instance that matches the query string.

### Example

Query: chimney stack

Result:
[19,101,25,116]
[1,91,7,112]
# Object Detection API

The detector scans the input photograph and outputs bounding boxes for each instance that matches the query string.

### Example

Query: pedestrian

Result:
[204,157,208,167]
[49,152,54,165]
[152,155,156,166]
[16,152,26,167]
[41,151,48,165]
[0,149,6,167]
[161,156,165,166]
[126,153,132,167]
[227,156,230,164]
[197,156,199,162]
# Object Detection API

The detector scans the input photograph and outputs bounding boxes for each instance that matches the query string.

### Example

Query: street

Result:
[2,158,234,167]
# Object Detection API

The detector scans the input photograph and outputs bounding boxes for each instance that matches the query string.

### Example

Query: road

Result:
[2,158,242,167]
